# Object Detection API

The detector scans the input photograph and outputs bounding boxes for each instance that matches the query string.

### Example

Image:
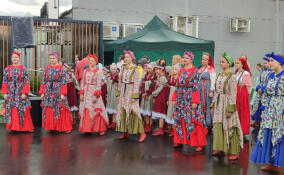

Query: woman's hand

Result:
[21,94,27,100]
[3,94,7,100]
[61,95,65,100]
[92,96,97,103]
[40,94,44,100]
[226,112,232,118]
[191,103,197,109]
[80,95,84,101]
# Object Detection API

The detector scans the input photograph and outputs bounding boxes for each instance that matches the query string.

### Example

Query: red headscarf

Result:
[203,52,214,69]
[236,57,252,76]
[88,54,98,63]
[12,51,21,59]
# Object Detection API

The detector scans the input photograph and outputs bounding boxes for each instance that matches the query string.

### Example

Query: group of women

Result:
[1,49,283,172]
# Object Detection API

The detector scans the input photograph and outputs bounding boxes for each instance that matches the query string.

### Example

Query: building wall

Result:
[72,0,284,84]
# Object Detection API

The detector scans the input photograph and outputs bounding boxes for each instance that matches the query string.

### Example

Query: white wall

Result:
[72,0,284,84]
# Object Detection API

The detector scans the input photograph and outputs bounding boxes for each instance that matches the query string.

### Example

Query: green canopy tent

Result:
[104,16,215,66]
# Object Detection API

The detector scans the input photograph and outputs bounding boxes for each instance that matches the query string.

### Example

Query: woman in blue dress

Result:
[250,52,284,172]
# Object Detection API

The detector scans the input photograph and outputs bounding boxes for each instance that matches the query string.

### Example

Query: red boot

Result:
[152,128,164,136]
[139,133,147,142]
[228,154,239,160]
[119,133,129,139]
[144,124,150,133]
[168,127,174,137]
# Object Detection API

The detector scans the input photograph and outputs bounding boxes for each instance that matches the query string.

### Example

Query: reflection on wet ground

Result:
[0,124,282,175]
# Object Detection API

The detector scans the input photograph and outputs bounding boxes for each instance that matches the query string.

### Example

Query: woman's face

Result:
[269,57,281,71]
[172,57,178,65]
[155,68,161,75]
[159,59,166,66]
[182,54,192,65]
[124,54,132,64]
[201,54,209,66]
[256,65,262,72]
[49,55,58,65]
[220,57,229,69]
[235,59,242,70]
[89,57,97,67]
[11,54,20,65]
[172,67,179,75]
[263,60,270,69]
[110,67,117,74]
[74,55,79,61]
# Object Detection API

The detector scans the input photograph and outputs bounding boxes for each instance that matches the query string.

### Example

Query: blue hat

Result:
[265,52,284,65]
[262,57,269,62]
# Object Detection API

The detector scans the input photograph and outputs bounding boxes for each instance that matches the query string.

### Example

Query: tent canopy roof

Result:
[104,16,214,52]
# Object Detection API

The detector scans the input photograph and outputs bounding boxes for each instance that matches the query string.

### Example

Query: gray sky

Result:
[0,0,72,16]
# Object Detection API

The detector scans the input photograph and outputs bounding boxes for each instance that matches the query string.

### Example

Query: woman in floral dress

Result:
[39,52,72,133]
[210,52,243,160]
[250,52,284,172]
[197,52,216,128]
[2,51,34,132]
[106,63,119,129]
[166,64,180,136]
[251,57,272,127]
[171,51,207,152]
[79,54,108,135]
[140,62,156,133]
[116,50,146,142]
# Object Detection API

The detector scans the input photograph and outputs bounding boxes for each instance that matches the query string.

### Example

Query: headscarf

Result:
[110,63,117,70]
[48,52,59,59]
[184,51,194,60]
[147,62,156,70]
[123,50,135,60]
[262,57,269,62]
[155,65,164,70]
[202,52,214,68]
[88,54,98,63]
[265,52,284,66]
[221,52,234,67]
[235,57,252,76]
[11,51,21,59]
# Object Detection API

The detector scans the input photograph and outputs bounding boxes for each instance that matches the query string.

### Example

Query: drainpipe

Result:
[276,0,280,52]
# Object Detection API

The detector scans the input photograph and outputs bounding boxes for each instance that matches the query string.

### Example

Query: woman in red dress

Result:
[235,57,252,137]
[78,54,109,134]
[171,51,207,152]
[2,51,34,132]
[39,52,73,133]
[152,66,169,136]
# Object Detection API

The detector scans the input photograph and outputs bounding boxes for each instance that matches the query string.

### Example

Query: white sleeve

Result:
[209,70,216,91]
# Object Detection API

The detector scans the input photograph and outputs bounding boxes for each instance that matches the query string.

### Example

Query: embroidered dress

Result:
[172,67,207,146]
[106,73,119,115]
[235,71,252,135]
[211,72,243,154]
[116,65,144,134]
[2,65,34,131]
[166,76,178,124]
[250,71,284,167]
[197,66,216,127]
[66,72,79,111]
[78,68,108,133]
[140,73,155,116]
[251,68,272,122]
[152,75,168,119]
[39,65,72,132]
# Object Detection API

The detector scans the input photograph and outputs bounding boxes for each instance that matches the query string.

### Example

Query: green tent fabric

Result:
[104,16,215,66]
